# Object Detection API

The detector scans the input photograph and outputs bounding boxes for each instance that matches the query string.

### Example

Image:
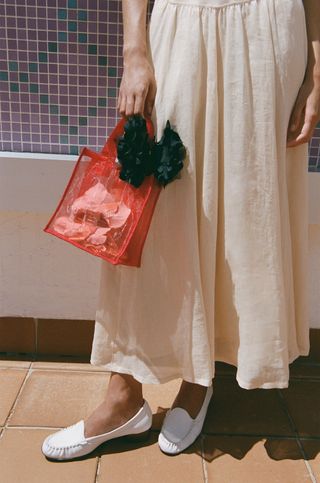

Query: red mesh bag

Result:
[43,116,162,267]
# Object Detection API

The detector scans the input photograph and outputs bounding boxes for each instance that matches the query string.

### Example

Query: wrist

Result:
[123,45,147,61]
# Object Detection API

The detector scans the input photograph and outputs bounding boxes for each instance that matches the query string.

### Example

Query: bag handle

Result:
[100,115,155,157]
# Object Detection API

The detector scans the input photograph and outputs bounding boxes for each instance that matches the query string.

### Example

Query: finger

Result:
[116,92,122,111]
[116,92,120,108]
[286,118,314,147]
[295,118,315,143]
[288,102,305,133]
[144,82,157,118]
[125,95,135,117]
[118,94,127,117]
[133,91,147,116]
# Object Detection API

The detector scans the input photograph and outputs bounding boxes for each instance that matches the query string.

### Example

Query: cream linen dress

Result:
[90,0,310,389]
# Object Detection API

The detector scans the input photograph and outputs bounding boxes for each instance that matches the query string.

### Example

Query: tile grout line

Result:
[200,434,208,483]
[94,456,101,483]
[0,365,33,435]
[303,459,318,483]
[276,389,317,482]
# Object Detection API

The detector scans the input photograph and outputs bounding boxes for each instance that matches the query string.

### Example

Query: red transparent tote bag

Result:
[43,116,163,267]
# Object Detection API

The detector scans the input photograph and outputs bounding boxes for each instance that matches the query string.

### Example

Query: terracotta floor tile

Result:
[202,377,294,437]
[278,381,320,438]
[0,368,28,425]
[96,430,204,483]
[0,428,97,483]
[289,362,320,380]
[203,435,312,483]
[299,439,320,479]
[31,361,110,372]
[0,360,32,369]
[8,369,110,427]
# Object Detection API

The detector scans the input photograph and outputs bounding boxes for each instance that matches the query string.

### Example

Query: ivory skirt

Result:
[90,0,310,389]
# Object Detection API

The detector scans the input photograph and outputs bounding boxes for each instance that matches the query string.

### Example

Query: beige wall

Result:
[0,154,319,327]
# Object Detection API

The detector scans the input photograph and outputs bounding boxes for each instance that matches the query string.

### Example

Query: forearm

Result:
[122,0,148,63]
[303,0,320,80]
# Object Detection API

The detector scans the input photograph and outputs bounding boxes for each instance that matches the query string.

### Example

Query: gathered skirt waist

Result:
[163,0,259,8]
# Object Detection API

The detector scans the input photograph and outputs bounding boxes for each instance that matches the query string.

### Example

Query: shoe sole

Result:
[42,427,152,461]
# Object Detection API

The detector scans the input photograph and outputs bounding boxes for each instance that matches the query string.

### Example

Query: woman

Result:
[42,0,320,460]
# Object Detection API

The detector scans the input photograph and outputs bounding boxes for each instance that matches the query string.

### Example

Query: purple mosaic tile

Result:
[11,113,20,122]
[2,113,10,122]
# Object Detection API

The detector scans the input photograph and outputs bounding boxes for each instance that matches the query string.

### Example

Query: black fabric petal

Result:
[152,120,186,187]
[116,114,154,188]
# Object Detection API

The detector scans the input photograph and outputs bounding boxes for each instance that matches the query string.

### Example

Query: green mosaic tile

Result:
[78,33,87,43]
[10,83,19,92]
[50,105,59,114]
[39,52,48,62]
[70,146,79,155]
[60,115,68,125]
[108,87,116,97]
[79,117,87,126]
[108,67,117,77]
[98,98,107,107]
[68,21,77,32]
[48,42,58,52]
[88,107,97,116]
[0,72,8,81]
[68,0,77,8]
[69,126,78,135]
[30,84,39,93]
[79,136,87,145]
[60,135,68,144]
[9,61,18,71]
[58,32,67,42]
[29,63,38,72]
[78,10,87,21]
[58,9,67,20]
[19,72,28,82]
[98,56,107,66]
[88,44,97,55]
[40,94,49,104]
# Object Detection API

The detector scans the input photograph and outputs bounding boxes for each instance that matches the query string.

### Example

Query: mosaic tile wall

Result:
[0,0,319,170]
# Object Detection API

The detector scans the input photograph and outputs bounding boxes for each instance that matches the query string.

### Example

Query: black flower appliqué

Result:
[116,114,186,188]
[152,119,186,188]
[116,115,154,188]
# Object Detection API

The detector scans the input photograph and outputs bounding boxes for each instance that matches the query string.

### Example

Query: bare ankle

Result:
[107,372,143,407]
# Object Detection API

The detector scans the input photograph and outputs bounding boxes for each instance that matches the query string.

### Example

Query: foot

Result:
[83,372,144,439]
[83,399,144,438]
[170,380,210,420]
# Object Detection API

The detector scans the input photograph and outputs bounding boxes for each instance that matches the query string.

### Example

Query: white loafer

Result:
[41,399,153,461]
[158,384,213,455]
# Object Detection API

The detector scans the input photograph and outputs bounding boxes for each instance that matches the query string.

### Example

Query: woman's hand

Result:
[116,51,157,119]
[286,73,320,148]
[287,0,320,148]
